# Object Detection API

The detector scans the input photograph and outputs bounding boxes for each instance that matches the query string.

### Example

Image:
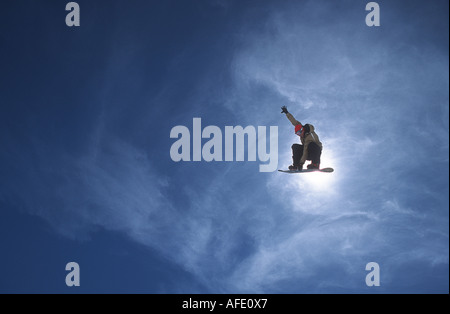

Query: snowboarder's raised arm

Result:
[286,112,301,126]
[281,106,301,126]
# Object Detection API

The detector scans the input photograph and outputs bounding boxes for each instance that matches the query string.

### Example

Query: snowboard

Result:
[278,167,334,173]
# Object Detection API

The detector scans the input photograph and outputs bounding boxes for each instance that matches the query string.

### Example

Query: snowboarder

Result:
[281,106,322,171]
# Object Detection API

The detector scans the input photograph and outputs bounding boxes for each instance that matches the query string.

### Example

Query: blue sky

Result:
[0,0,448,293]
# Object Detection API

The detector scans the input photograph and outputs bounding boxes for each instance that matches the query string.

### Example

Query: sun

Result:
[300,153,339,192]
[304,171,336,191]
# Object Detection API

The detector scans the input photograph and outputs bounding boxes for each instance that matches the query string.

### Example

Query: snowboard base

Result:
[278,167,334,173]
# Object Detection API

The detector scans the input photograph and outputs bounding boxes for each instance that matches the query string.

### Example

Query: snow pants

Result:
[292,142,322,166]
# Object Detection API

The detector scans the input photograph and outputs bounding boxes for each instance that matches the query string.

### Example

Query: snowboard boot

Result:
[289,153,303,171]
[307,163,320,170]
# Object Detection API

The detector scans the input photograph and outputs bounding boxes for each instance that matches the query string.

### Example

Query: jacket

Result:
[286,113,323,164]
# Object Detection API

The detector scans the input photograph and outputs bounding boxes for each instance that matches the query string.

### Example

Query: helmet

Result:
[295,124,303,136]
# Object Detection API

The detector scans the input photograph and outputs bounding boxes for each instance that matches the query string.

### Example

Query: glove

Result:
[281,106,288,114]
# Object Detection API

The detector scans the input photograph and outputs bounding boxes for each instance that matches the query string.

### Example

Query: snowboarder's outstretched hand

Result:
[281,106,289,114]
